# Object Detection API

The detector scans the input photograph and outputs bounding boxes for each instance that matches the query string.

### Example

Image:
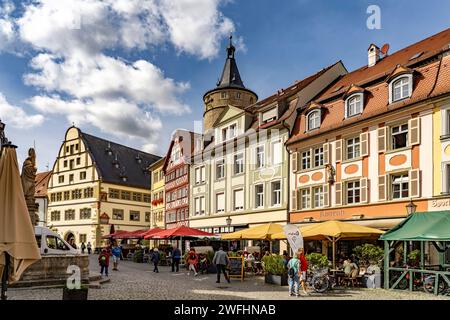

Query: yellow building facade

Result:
[150,157,166,229]
[47,126,161,249]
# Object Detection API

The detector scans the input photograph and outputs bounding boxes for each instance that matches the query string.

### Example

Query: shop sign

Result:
[319,210,345,219]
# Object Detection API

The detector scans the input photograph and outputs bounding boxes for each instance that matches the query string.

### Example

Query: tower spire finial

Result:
[227,33,235,59]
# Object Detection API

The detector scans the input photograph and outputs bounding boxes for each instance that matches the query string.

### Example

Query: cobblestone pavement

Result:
[8,255,450,300]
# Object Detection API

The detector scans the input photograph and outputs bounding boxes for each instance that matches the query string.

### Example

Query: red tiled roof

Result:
[317,28,450,102]
[287,28,450,145]
[35,171,52,198]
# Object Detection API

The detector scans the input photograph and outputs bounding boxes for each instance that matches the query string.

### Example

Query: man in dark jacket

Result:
[212,247,230,283]
[171,246,181,272]
[151,248,160,273]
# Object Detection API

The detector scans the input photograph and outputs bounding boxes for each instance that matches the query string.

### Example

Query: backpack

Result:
[288,259,298,278]
[100,255,107,265]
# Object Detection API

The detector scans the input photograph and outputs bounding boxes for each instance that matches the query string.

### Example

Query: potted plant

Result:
[407,249,421,267]
[353,244,384,268]
[133,249,144,263]
[305,252,329,270]
[263,254,288,286]
[62,284,89,300]
[353,244,384,288]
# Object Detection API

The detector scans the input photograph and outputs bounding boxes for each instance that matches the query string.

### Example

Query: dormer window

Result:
[388,74,413,104]
[262,107,278,124]
[220,123,237,142]
[345,94,363,118]
[307,110,321,131]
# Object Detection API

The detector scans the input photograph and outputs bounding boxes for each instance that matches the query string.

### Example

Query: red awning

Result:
[141,228,164,238]
[144,225,216,239]
[102,230,129,239]
[119,229,150,239]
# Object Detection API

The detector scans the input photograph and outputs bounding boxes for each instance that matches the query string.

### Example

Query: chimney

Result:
[368,44,380,67]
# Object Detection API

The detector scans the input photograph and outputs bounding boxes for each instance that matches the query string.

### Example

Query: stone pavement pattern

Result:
[8,255,450,300]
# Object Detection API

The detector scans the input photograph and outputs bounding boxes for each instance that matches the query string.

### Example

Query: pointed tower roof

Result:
[204,35,257,99]
[217,35,245,89]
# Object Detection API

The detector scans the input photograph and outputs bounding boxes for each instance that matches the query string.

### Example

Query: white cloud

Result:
[27,95,162,140]
[159,0,235,59]
[0,93,44,129]
[24,53,191,115]
[8,0,240,149]
[0,1,16,52]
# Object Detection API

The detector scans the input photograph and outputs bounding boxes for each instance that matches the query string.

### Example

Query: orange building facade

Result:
[287,29,450,232]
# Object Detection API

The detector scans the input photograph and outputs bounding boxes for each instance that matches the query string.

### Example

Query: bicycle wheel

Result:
[423,276,448,294]
[390,276,408,290]
[312,275,329,293]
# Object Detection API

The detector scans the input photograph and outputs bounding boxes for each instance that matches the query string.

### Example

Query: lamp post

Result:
[226,216,232,251]
[405,199,417,216]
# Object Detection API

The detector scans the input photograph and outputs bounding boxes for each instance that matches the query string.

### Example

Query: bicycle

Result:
[306,268,335,293]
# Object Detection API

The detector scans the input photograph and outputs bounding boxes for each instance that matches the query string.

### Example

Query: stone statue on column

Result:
[21,148,39,226]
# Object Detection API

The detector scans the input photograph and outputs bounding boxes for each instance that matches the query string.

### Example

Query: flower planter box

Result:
[264,273,288,286]
[62,287,88,300]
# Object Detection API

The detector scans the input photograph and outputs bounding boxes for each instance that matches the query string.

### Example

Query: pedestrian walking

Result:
[287,251,300,297]
[98,249,110,277]
[111,243,122,271]
[171,246,181,272]
[87,242,92,254]
[212,247,230,284]
[151,248,160,273]
[186,249,198,276]
[298,248,309,295]
[80,242,86,254]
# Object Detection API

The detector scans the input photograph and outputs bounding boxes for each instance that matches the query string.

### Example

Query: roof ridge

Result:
[81,131,161,158]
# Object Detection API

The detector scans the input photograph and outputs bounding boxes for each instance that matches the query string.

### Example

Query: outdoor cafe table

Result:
[329,269,346,286]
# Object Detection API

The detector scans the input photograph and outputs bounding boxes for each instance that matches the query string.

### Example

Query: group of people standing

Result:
[287,249,309,297]
[97,242,123,277]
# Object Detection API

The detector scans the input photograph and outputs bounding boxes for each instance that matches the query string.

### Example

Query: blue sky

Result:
[0,0,449,171]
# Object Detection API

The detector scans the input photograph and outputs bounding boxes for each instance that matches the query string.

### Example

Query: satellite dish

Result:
[381,43,390,56]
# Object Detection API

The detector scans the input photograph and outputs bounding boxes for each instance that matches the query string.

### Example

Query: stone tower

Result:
[203,36,258,133]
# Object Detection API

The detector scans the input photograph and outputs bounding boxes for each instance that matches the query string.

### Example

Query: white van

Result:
[34,226,79,255]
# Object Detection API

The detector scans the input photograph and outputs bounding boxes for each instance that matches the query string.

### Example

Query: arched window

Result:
[345,94,363,118]
[389,75,412,103]
[307,110,321,131]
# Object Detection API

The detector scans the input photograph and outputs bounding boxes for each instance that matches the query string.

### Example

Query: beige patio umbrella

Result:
[0,145,41,299]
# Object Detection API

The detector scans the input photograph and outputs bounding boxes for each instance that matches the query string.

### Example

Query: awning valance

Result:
[380,211,450,241]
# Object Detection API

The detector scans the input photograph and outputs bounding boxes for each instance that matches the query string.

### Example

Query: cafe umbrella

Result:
[298,220,384,269]
[0,144,41,300]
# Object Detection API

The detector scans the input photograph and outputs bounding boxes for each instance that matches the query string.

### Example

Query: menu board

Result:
[228,256,244,282]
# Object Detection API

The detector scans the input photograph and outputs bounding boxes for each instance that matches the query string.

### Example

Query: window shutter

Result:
[323,143,329,165]
[378,175,387,201]
[291,152,298,172]
[377,127,387,153]
[335,140,342,163]
[291,190,298,211]
[408,118,421,146]
[409,169,420,198]
[335,182,342,206]
[323,184,329,207]
[360,132,369,157]
[360,178,369,203]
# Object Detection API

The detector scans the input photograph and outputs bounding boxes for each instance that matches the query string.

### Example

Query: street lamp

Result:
[226,216,232,251]
[405,199,417,216]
